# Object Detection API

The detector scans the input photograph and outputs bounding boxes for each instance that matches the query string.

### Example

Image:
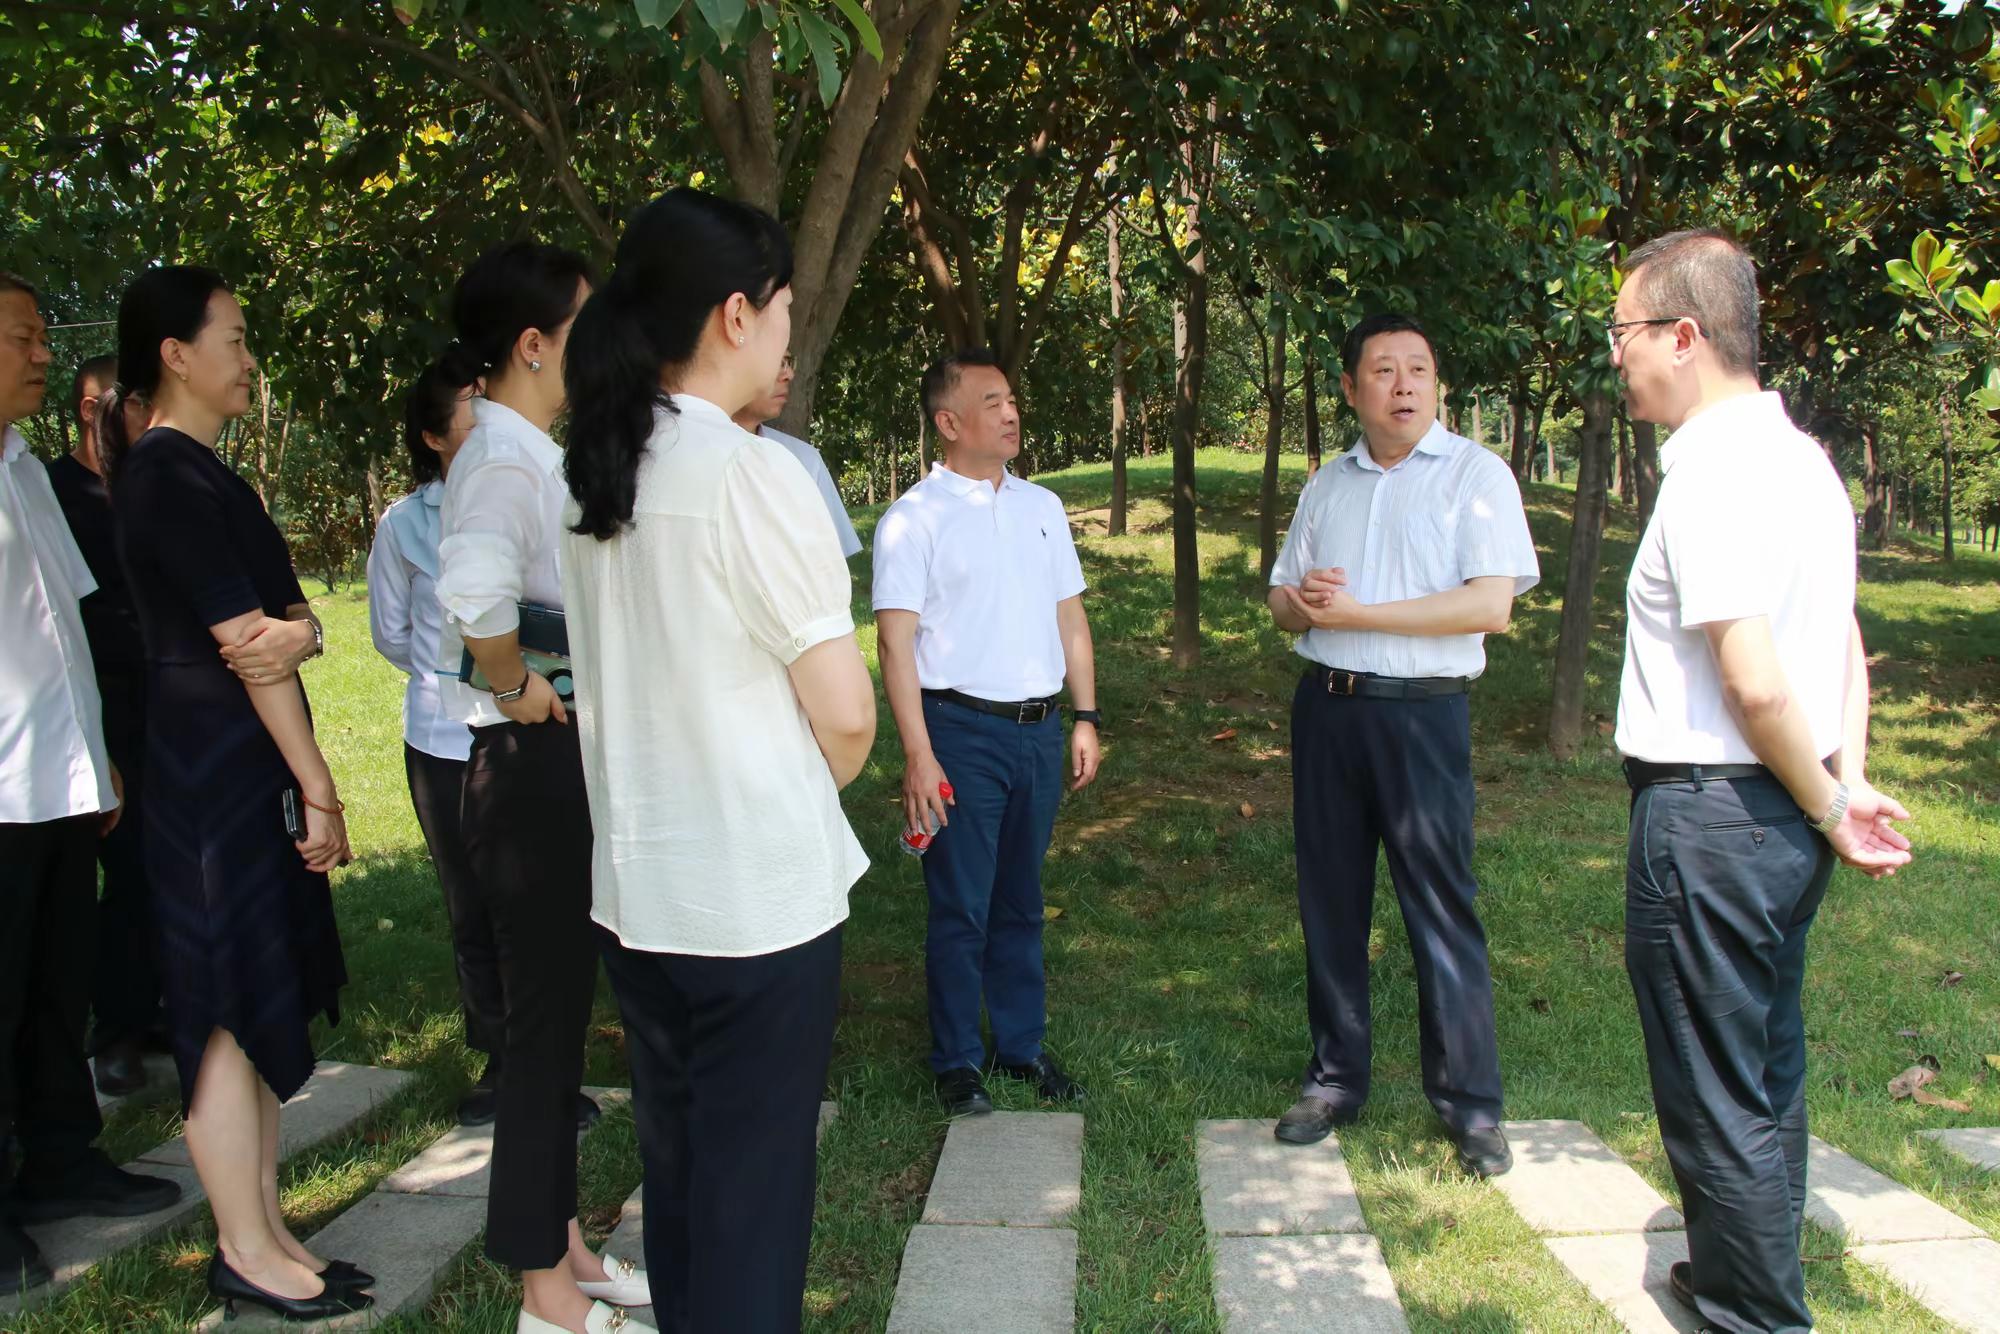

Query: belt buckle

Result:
[1017,700,1049,724]
[1325,669,1358,697]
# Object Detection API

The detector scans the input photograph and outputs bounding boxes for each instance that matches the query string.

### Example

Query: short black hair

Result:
[1621,229,1761,377]
[0,271,36,300]
[1339,313,1437,376]
[71,354,117,420]
[921,347,1003,425]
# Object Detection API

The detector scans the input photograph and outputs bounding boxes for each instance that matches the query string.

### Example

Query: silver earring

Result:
[529,359,542,372]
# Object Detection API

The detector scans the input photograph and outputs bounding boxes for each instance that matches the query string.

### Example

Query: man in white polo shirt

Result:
[1611,230,1912,1333]
[731,353,862,559]
[873,348,1101,1117]
[1266,313,1539,1179]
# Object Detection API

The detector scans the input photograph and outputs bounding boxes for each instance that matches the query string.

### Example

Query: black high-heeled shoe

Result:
[320,1258,375,1289]
[207,1252,375,1322]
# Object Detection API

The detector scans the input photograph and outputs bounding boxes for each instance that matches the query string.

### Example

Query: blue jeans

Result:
[920,694,1064,1074]
[1626,772,1833,1334]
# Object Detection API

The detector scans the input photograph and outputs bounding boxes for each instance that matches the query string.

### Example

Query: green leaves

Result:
[631,0,684,30]
[828,0,882,62]
[796,8,844,106]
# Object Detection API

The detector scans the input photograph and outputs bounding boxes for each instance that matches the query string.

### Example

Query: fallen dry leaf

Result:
[1889,1064,1937,1100]
[1942,970,1966,987]
[1210,728,1238,742]
[1239,802,1256,819]
[1043,905,1065,921]
[1896,1028,1922,1039]
[1915,1086,1974,1114]
[1985,1054,2000,1074]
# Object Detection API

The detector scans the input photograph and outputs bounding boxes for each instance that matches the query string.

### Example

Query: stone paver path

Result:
[1,1061,411,1319]
[885,1112,1083,1334]
[90,1053,177,1115]
[1922,1127,2000,1175]
[1196,1120,1408,1333]
[193,1086,628,1331]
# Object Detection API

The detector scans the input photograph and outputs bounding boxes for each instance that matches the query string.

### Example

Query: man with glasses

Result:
[1266,313,1538,1177]
[1611,230,1912,1331]
[732,354,861,559]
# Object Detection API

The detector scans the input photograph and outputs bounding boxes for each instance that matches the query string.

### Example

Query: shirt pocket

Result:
[1395,509,1461,597]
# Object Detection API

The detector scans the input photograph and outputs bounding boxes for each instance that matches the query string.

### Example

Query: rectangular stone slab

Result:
[1543,1232,1700,1334]
[140,1063,412,1168]
[1804,1136,1985,1243]
[0,1161,207,1318]
[885,1224,1076,1334]
[192,1191,489,1331]
[1196,1119,1366,1236]
[1851,1237,2000,1334]
[920,1111,1083,1228]
[1492,1120,1683,1236]
[377,1085,634,1198]
[1921,1126,2000,1174]
[1210,1233,1409,1333]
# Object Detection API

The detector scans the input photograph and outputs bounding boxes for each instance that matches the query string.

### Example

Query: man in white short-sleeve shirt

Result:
[1610,230,1911,1333]
[0,274,181,1297]
[730,355,862,559]
[1265,313,1539,1178]
[873,349,1101,1117]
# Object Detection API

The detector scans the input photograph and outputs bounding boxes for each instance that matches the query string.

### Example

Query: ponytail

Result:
[562,188,793,541]
[96,385,141,482]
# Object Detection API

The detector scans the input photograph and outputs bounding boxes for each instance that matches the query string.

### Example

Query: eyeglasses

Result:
[1605,316,1694,355]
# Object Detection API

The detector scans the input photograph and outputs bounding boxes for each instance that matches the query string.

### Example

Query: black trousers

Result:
[405,743,504,1059]
[1626,773,1833,1334]
[602,924,841,1334]
[0,816,104,1179]
[1290,672,1504,1129]
[460,720,599,1270]
[91,730,163,1052]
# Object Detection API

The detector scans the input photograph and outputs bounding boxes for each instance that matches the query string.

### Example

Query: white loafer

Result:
[576,1253,652,1308]
[516,1298,651,1333]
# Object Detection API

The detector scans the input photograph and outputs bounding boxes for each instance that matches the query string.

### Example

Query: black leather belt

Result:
[1621,759,1770,789]
[924,687,1061,724]
[1307,665,1471,699]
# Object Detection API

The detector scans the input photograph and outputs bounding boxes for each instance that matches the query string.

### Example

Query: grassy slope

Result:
[24,448,1998,1333]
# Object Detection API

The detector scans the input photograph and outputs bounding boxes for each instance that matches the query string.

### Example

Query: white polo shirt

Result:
[1615,391,1855,764]
[0,425,116,823]
[1269,420,1540,678]
[758,424,861,558]
[872,462,1086,701]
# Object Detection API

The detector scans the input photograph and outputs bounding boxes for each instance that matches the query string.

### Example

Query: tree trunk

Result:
[1616,407,1634,505]
[1940,393,1955,562]
[365,461,386,526]
[1107,211,1129,538]
[887,441,901,502]
[1882,469,1896,539]
[1168,126,1210,670]
[1471,394,1483,447]
[1137,389,1154,458]
[1509,379,1531,480]
[263,402,295,514]
[919,394,930,475]
[1548,393,1617,758]
[1632,418,1660,530]
[1861,418,1887,548]
[1258,309,1289,581]
[1303,355,1323,475]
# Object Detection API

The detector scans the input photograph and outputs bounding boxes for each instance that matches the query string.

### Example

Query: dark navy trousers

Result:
[1290,671,1504,1130]
[921,694,1064,1074]
[1626,773,1833,1334]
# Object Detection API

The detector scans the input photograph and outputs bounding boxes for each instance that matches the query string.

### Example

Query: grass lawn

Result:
[21,448,1999,1332]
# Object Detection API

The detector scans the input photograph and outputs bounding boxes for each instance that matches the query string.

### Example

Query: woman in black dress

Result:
[101,266,371,1322]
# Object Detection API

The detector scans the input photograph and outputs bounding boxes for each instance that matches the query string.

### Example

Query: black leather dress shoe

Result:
[987,1052,1085,1103]
[321,1258,376,1290]
[1274,1096,1361,1145]
[456,1062,499,1127]
[11,1155,183,1221]
[935,1067,994,1117]
[93,1041,148,1098]
[1450,1125,1514,1178]
[0,1218,53,1296]
[574,1092,602,1130]
[1667,1259,1696,1313]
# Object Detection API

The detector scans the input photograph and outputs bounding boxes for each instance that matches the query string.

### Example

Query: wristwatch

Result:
[306,618,325,659]
[493,671,532,705]
[1071,708,1102,726]
[1811,781,1850,835]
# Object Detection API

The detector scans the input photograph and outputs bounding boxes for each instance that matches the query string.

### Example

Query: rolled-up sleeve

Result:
[720,441,856,665]
[437,450,538,639]
[1458,457,1540,595]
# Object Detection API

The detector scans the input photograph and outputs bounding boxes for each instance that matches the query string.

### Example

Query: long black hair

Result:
[402,359,479,484]
[101,265,232,482]
[565,188,793,541]
[445,239,594,383]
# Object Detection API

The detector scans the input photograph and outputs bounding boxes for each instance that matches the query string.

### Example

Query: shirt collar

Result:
[420,478,445,508]
[472,397,561,470]
[670,393,736,429]
[928,461,1019,496]
[1343,418,1452,473]
[1659,390,1788,475]
[1,425,24,464]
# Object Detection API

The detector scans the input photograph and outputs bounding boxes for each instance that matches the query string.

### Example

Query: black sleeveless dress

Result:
[113,428,348,1112]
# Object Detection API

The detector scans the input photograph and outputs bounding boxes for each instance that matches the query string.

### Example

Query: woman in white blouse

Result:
[432,242,651,1334]
[561,188,875,1334]
[367,360,515,1128]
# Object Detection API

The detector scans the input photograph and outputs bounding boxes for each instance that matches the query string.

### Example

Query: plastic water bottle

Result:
[899,781,955,856]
